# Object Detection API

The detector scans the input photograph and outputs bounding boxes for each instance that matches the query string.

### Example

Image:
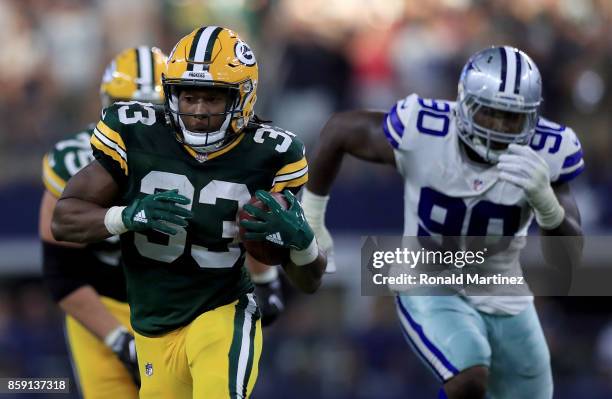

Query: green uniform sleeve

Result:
[270,133,308,194]
[42,130,94,198]
[90,104,130,187]
[42,152,68,198]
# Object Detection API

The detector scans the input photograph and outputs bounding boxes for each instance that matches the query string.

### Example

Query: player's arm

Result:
[52,161,122,243]
[41,189,123,338]
[302,110,396,270]
[41,188,141,385]
[281,251,326,294]
[539,183,583,266]
[307,110,395,196]
[52,160,193,243]
[542,183,583,236]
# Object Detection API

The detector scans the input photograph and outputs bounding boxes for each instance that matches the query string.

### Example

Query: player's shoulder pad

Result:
[529,117,585,184]
[43,127,95,197]
[383,94,453,151]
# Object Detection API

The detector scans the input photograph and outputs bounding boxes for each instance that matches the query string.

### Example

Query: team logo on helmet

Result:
[235,41,256,66]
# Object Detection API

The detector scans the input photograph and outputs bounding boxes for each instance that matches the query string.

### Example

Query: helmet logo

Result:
[235,41,256,66]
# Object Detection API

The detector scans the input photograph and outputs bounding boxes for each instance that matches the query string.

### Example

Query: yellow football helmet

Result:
[100,46,167,107]
[163,26,258,153]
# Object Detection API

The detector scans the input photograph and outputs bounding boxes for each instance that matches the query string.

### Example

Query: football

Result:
[238,192,290,265]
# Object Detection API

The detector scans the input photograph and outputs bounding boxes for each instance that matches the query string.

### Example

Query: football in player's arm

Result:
[40,46,168,398]
[52,26,324,398]
[303,46,583,399]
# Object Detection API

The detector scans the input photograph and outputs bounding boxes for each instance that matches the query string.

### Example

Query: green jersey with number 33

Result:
[91,101,308,335]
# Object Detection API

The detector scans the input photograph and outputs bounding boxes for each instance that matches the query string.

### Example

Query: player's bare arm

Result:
[540,183,584,269]
[52,161,121,243]
[302,110,395,268]
[41,190,123,339]
[307,110,395,196]
[53,160,192,244]
[40,191,85,248]
[59,287,123,338]
[545,183,582,237]
[281,252,326,294]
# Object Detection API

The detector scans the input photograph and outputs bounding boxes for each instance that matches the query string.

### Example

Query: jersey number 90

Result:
[418,187,521,251]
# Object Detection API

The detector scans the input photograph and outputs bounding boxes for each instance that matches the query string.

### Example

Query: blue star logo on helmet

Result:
[235,41,256,66]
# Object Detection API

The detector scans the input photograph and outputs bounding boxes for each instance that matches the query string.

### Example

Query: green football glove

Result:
[240,190,315,251]
[122,190,192,235]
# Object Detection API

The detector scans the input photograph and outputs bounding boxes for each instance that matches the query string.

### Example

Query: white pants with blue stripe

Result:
[395,295,552,399]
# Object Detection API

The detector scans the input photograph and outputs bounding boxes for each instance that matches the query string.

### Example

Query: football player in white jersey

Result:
[303,46,584,398]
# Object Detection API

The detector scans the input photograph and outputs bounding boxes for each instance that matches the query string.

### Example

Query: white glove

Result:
[301,188,336,273]
[497,143,565,230]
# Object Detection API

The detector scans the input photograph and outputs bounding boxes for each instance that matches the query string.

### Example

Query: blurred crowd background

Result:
[0,0,611,397]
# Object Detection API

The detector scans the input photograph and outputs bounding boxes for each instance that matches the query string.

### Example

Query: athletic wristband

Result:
[104,206,128,235]
[301,188,329,227]
[534,200,565,230]
[250,266,279,284]
[290,238,319,266]
[104,325,128,348]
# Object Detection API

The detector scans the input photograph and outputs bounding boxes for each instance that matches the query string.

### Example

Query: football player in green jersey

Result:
[51,26,326,399]
[40,46,167,399]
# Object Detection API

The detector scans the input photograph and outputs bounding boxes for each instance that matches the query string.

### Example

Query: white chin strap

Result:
[170,94,232,153]
[178,115,231,153]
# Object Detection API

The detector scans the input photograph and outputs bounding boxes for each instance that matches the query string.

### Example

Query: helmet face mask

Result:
[162,26,258,154]
[455,46,542,163]
[164,81,247,152]
[100,46,167,108]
